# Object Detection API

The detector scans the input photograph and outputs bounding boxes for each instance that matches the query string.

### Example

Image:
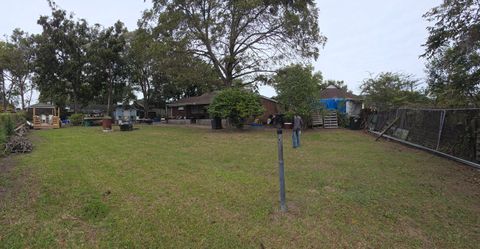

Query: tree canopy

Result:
[208,88,264,128]
[1,1,328,114]
[423,0,480,107]
[273,64,323,118]
[146,0,326,87]
[0,30,35,111]
[34,1,92,112]
[87,21,130,115]
[361,72,430,110]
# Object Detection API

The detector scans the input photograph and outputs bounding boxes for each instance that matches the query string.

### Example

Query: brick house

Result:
[167,92,279,124]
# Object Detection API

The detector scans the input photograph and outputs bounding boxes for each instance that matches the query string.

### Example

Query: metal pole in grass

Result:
[277,128,287,212]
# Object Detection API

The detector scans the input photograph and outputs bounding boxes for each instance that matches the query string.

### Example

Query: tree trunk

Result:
[140,76,150,119]
[224,72,233,87]
[72,89,78,114]
[20,80,25,110]
[27,87,33,108]
[143,92,149,119]
[0,69,6,112]
[142,82,149,119]
[106,77,113,117]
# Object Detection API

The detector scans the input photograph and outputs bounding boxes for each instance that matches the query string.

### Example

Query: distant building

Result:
[27,103,61,129]
[319,85,363,117]
[113,104,138,124]
[133,100,165,119]
[167,92,279,124]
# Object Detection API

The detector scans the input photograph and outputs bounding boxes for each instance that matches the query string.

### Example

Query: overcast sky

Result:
[0,0,441,98]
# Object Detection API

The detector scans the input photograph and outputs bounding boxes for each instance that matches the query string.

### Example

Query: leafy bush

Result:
[0,113,25,126]
[274,64,322,119]
[0,113,21,137]
[208,88,264,128]
[3,115,14,136]
[70,114,84,126]
[16,111,30,122]
[0,126,5,146]
[337,111,349,128]
[0,113,24,155]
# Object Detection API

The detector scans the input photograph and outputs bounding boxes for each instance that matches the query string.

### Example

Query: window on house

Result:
[191,105,202,114]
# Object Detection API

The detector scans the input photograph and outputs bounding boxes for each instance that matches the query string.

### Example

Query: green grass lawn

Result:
[1,126,479,248]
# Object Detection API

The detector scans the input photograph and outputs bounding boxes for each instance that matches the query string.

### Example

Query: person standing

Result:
[292,114,303,148]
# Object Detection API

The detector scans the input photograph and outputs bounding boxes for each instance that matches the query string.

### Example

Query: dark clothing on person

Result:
[292,115,303,148]
[293,115,303,131]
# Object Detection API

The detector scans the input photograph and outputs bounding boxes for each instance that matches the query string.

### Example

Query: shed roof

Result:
[167,92,277,107]
[28,103,56,109]
[320,85,360,100]
[168,92,218,107]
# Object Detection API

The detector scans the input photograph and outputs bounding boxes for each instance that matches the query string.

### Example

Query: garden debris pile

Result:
[5,135,33,153]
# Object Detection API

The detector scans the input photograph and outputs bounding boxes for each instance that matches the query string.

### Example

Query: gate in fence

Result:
[368,108,480,165]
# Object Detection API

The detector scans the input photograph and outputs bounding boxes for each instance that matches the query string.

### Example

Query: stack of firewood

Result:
[4,124,33,153]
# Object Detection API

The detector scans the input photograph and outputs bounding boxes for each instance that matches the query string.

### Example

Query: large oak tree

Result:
[146,0,326,87]
[87,21,129,115]
[34,1,92,112]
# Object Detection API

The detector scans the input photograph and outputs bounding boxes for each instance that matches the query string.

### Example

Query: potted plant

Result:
[102,116,112,131]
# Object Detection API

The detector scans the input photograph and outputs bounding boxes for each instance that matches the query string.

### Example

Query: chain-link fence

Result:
[368,108,480,165]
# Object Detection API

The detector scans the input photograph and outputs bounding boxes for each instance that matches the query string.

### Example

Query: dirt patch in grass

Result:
[0,132,41,202]
[0,156,18,201]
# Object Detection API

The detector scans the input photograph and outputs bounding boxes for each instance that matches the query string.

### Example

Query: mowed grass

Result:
[1,126,479,248]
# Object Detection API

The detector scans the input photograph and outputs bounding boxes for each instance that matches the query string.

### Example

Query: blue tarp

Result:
[319,98,347,113]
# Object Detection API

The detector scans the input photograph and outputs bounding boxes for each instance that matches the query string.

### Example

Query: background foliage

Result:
[273,64,323,120]
[208,88,264,128]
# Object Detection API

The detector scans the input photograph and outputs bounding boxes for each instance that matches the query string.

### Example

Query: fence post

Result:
[277,128,287,212]
[436,110,446,151]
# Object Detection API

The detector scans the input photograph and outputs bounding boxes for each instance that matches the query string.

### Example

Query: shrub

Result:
[208,88,264,128]
[16,111,30,122]
[0,114,21,155]
[274,64,322,119]
[70,114,84,126]
[0,125,5,146]
[337,111,349,128]
[3,115,14,136]
[0,113,25,126]
[0,114,17,136]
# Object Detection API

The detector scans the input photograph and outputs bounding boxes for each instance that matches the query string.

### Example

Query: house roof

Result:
[167,92,277,107]
[115,104,138,110]
[320,85,360,100]
[168,92,218,107]
[28,103,56,109]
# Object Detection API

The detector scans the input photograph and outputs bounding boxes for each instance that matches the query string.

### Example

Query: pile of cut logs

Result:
[4,124,33,153]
